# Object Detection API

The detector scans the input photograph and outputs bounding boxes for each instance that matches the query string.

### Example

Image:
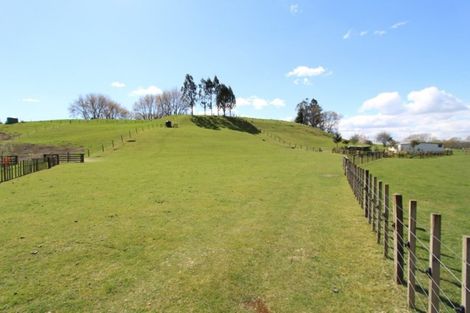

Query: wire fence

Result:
[260,129,327,152]
[336,149,453,166]
[343,156,469,313]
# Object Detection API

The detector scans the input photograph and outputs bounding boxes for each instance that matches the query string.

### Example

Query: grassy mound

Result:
[0,119,158,156]
[0,117,406,312]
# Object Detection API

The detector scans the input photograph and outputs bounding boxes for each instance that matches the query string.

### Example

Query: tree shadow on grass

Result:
[191,116,260,134]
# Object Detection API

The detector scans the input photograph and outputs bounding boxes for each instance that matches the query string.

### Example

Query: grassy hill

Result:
[0,119,158,157]
[0,117,407,312]
[249,118,335,149]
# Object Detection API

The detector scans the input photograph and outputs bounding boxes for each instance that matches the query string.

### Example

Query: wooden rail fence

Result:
[343,156,469,313]
[0,155,18,166]
[0,153,84,184]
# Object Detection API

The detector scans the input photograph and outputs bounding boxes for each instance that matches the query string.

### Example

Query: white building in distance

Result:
[390,142,445,153]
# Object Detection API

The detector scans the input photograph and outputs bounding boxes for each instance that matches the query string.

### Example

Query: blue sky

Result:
[1,0,469,140]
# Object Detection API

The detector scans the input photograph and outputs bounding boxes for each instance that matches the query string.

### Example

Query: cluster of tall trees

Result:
[181,74,236,116]
[69,74,236,120]
[69,94,130,119]
[294,98,341,133]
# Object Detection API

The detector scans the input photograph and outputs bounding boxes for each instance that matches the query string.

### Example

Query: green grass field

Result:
[0,117,407,312]
[363,155,470,311]
[0,119,159,156]
[249,118,335,150]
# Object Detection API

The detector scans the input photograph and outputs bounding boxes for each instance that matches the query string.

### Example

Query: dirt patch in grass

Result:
[0,132,14,141]
[0,143,83,160]
[243,298,271,313]
[321,173,339,178]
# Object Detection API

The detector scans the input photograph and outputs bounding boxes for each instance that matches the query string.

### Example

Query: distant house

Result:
[395,142,444,153]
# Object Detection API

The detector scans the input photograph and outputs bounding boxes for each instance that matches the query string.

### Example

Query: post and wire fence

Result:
[260,129,326,152]
[343,156,470,313]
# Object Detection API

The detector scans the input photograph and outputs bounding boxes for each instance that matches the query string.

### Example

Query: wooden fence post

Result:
[428,213,441,313]
[407,200,417,309]
[372,176,378,232]
[364,170,369,217]
[359,168,364,205]
[368,173,373,224]
[462,236,470,313]
[356,166,360,201]
[394,194,404,285]
[384,183,390,258]
[121,135,124,143]
[377,181,383,244]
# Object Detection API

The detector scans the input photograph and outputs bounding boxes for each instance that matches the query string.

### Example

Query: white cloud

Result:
[360,31,368,36]
[287,65,326,78]
[111,81,126,88]
[270,98,286,107]
[405,86,467,114]
[294,78,312,85]
[359,92,403,114]
[391,21,408,29]
[374,30,387,36]
[339,87,470,140]
[129,85,163,96]
[289,4,300,15]
[343,29,352,39]
[236,96,286,110]
[287,66,328,85]
[22,97,40,103]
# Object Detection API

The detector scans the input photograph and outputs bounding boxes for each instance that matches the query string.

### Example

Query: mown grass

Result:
[248,119,335,150]
[0,117,407,312]
[0,119,160,156]
[363,155,470,311]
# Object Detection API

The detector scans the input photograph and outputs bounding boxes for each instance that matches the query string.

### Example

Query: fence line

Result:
[260,129,326,152]
[84,121,162,157]
[336,149,453,165]
[343,156,469,313]
[0,153,84,184]
[1,121,164,183]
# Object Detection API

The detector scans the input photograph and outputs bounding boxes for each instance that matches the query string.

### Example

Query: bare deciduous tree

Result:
[375,131,393,146]
[322,111,342,134]
[69,94,128,119]
[133,89,188,120]
[133,95,159,120]
[159,88,188,115]
[349,134,369,145]
[403,133,436,143]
